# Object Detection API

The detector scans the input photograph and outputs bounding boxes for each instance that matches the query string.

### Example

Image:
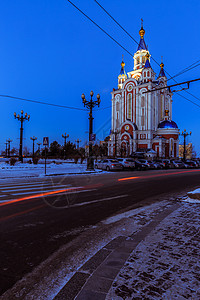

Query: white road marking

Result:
[1,185,68,193]
[0,183,67,190]
[12,188,67,196]
[0,182,52,187]
[71,194,128,208]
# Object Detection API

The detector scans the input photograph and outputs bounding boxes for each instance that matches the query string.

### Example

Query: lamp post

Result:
[75,138,81,149]
[30,136,37,160]
[6,139,12,158]
[14,110,30,163]
[181,129,191,161]
[37,142,41,155]
[111,130,120,157]
[81,91,101,170]
[5,141,8,158]
[62,133,69,160]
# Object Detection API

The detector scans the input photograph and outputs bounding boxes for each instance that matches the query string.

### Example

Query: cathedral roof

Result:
[144,58,151,68]
[158,120,178,129]
[137,37,148,51]
[137,22,148,51]
[158,62,166,78]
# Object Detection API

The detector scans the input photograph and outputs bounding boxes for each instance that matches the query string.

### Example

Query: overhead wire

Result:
[0,94,87,111]
[93,0,200,106]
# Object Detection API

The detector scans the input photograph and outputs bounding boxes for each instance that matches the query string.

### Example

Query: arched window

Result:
[147,71,150,77]
[127,93,132,120]
[116,101,120,111]
[141,96,145,107]
[137,57,140,65]
[142,56,145,63]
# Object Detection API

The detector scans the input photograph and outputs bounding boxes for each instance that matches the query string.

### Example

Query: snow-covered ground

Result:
[0,159,102,179]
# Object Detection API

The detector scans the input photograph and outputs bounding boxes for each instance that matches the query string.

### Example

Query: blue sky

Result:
[0,0,200,154]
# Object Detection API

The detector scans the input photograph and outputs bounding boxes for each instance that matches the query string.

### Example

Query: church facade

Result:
[108,23,179,158]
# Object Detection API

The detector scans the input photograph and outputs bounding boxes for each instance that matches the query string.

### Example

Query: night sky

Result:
[0,0,199,154]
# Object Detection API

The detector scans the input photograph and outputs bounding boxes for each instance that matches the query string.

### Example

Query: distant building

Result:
[108,22,179,158]
[179,143,193,160]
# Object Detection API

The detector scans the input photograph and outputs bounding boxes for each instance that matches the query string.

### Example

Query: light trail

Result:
[118,169,200,182]
[0,204,46,222]
[0,183,103,208]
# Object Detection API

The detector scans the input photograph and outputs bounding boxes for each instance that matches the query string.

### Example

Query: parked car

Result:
[152,161,163,169]
[138,159,155,169]
[117,158,136,170]
[95,159,103,169]
[171,160,185,169]
[184,160,198,168]
[100,159,123,171]
[134,159,148,171]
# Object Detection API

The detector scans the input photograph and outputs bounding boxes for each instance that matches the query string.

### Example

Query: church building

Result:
[108,23,179,158]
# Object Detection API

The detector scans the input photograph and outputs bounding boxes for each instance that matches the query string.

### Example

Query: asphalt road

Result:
[1,168,200,296]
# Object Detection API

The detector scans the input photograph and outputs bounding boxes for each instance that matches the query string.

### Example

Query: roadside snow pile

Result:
[0,160,99,178]
[181,188,200,203]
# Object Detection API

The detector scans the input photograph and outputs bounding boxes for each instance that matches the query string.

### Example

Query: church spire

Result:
[118,55,127,89]
[137,19,148,51]
[158,57,166,78]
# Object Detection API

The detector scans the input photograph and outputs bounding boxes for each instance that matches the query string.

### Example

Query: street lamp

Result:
[14,110,30,163]
[6,139,12,158]
[81,91,101,170]
[181,129,192,161]
[37,142,41,155]
[30,136,37,160]
[111,129,120,157]
[75,138,81,149]
[62,133,69,160]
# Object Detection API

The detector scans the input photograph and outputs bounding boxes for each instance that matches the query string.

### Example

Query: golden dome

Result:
[145,52,150,59]
[121,61,125,68]
[139,27,145,38]
[160,62,164,69]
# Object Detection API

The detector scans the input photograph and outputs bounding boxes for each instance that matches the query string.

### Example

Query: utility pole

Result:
[6,139,12,158]
[30,136,37,160]
[111,130,120,157]
[4,141,8,158]
[14,110,30,163]
[62,133,69,160]
[81,91,101,170]
[181,129,191,161]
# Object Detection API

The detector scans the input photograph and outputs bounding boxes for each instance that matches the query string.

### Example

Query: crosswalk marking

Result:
[0,181,71,199]
[0,185,67,192]
[12,188,66,196]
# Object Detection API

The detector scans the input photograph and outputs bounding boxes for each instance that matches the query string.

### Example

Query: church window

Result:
[116,101,120,111]
[128,93,132,120]
[142,56,145,63]
[161,95,164,119]
[137,57,140,64]
[144,72,146,77]
[147,71,150,77]
[141,96,145,107]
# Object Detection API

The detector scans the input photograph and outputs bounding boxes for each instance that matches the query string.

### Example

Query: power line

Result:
[168,60,200,81]
[93,0,200,106]
[0,94,87,111]
[66,0,133,57]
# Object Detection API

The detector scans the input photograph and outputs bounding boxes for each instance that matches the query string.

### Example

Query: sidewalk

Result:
[54,192,200,300]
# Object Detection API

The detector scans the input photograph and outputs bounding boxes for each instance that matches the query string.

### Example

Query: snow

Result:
[0,159,103,179]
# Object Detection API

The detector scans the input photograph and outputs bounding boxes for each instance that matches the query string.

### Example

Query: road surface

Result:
[1,168,200,296]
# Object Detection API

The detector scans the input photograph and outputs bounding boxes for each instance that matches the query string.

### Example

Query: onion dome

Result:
[137,20,148,51]
[158,120,178,129]
[158,61,166,78]
[120,60,126,75]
